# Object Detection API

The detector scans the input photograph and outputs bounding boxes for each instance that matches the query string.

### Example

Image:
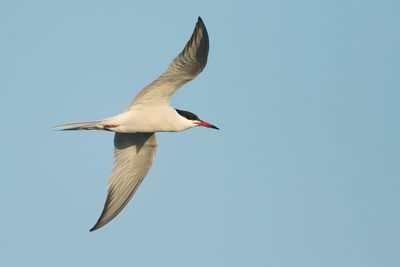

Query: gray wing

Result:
[128,17,209,108]
[90,133,157,231]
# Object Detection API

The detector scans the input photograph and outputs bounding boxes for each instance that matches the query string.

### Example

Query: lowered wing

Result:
[90,133,157,231]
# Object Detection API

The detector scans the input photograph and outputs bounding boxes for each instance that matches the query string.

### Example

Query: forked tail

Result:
[52,121,105,131]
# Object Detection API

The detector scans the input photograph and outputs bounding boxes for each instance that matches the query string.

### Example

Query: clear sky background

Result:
[1,0,399,266]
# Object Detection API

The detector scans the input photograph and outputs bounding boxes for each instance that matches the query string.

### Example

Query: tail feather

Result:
[52,121,104,131]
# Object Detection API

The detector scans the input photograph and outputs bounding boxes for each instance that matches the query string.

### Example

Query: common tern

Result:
[54,17,218,231]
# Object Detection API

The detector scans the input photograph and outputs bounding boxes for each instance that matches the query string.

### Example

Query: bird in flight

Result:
[53,17,218,231]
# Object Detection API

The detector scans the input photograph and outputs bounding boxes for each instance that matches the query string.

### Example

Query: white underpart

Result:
[102,105,196,133]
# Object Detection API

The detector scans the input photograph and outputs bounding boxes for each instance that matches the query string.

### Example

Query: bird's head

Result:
[175,109,219,130]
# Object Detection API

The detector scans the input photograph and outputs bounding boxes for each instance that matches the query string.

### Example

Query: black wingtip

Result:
[89,220,101,232]
[90,219,103,232]
[89,225,100,232]
[197,16,205,26]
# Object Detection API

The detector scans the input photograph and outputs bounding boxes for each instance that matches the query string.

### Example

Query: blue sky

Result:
[2,0,399,266]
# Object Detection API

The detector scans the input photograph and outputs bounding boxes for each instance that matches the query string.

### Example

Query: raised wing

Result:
[90,133,157,231]
[128,17,209,108]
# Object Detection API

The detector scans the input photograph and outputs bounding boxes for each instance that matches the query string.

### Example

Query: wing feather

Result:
[90,133,157,231]
[128,17,209,108]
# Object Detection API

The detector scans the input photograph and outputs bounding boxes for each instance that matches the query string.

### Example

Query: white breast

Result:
[103,105,194,133]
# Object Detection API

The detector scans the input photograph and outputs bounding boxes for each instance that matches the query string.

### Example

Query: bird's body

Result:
[58,106,195,133]
[54,17,218,231]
